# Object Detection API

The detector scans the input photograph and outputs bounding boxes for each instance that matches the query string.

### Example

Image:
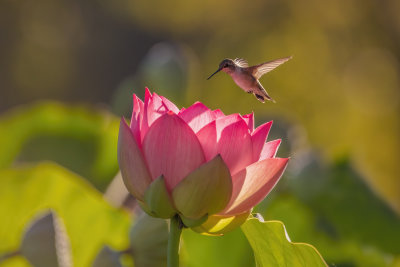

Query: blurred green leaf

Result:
[256,154,400,266]
[129,213,168,267]
[20,211,71,267]
[0,102,120,190]
[263,194,396,267]
[288,156,400,254]
[92,246,122,267]
[0,162,130,267]
[241,218,327,267]
[181,227,254,267]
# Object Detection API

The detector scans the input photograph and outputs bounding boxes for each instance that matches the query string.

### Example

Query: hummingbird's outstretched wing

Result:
[233,58,249,68]
[251,56,292,79]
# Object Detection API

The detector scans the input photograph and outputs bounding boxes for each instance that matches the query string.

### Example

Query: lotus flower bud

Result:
[118,88,288,234]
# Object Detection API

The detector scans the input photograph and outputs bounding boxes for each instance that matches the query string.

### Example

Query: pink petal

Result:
[160,95,179,114]
[118,118,153,201]
[147,93,168,126]
[131,94,143,117]
[179,102,215,133]
[222,158,289,215]
[251,121,273,162]
[216,117,253,175]
[144,87,153,106]
[130,94,144,145]
[140,88,153,141]
[213,109,225,118]
[141,91,170,142]
[215,114,242,139]
[196,121,218,161]
[242,112,254,132]
[259,139,281,160]
[142,112,206,190]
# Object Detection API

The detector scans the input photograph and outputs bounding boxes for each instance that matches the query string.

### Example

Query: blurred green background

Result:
[1,0,399,266]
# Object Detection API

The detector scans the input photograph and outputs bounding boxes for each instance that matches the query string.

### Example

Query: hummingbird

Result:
[207,56,292,103]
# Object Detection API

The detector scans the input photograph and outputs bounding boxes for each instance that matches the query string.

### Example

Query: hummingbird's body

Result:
[207,56,292,103]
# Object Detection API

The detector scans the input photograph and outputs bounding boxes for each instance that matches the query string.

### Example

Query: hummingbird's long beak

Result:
[207,68,222,80]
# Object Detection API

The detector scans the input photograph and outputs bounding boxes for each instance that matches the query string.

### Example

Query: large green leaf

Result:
[0,102,120,190]
[0,163,131,267]
[241,218,327,267]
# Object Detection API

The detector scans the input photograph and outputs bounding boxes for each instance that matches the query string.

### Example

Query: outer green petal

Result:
[180,214,209,228]
[191,210,251,236]
[144,176,176,219]
[137,200,153,216]
[172,155,232,219]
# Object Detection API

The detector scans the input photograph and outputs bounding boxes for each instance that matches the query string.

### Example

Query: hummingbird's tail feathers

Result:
[266,96,276,103]
[254,94,266,103]
[253,81,276,103]
[254,89,276,103]
[254,94,276,103]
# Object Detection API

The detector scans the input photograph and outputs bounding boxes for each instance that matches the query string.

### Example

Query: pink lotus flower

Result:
[118,88,288,235]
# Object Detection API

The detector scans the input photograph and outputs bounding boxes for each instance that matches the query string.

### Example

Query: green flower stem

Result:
[168,215,183,267]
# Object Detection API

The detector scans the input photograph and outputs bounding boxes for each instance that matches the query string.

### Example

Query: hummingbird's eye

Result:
[224,64,229,68]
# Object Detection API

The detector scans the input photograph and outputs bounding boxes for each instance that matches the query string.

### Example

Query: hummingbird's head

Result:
[219,59,235,73]
[207,59,235,80]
